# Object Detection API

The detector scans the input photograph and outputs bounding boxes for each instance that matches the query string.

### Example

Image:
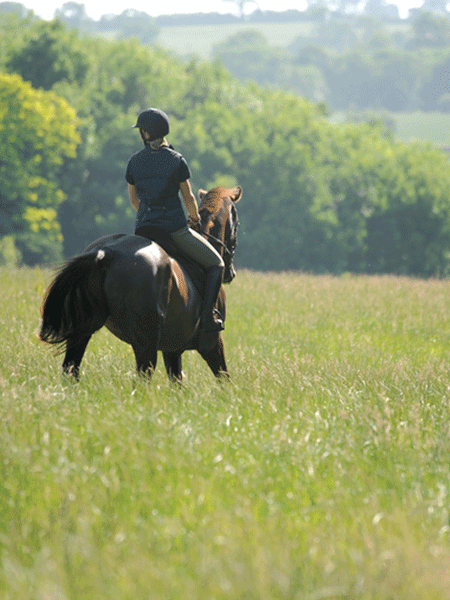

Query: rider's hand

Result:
[188,216,201,230]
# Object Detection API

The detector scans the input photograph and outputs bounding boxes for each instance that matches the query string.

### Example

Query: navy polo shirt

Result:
[125,145,191,232]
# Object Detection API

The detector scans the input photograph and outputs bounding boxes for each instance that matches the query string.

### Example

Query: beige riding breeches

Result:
[170,226,224,269]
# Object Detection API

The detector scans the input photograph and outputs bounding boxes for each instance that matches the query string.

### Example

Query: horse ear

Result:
[198,189,207,202]
[231,186,242,203]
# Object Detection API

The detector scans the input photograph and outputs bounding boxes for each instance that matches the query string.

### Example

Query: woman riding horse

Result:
[126,107,224,332]
[39,185,242,380]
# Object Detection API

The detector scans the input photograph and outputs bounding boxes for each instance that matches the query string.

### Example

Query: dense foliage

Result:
[0,72,79,264]
[213,17,450,112]
[1,14,450,276]
[5,1,450,114]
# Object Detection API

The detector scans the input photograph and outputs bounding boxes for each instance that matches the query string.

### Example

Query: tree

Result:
[0,73,80,264]
[364,143,450,275]
[0,2,28,17]
[54,2,94,32]
[316,19,360,51]
[6,18,89,90]
[422,55,450,110]
[221,0,258,18]
[410,11,450,48]
[0,10,35,71]
[364,0,399,18]
[4,15,450,275]
[212,29,322,98]
[421,0,448,13]
[96,9,158,45]
[329,49,429,111]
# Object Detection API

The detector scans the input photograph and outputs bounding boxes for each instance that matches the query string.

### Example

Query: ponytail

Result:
[149,137,167,150]
[139,129,169,150]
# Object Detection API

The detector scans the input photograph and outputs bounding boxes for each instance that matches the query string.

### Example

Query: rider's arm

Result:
[180,180,200,223]
[128,184,140,211]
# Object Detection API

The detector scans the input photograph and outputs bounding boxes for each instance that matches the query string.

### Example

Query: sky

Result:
[21,0,420,21]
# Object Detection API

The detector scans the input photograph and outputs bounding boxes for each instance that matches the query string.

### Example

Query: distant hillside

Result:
[391,111,450,147]
[154,21,316,59]
[331,111,450,148]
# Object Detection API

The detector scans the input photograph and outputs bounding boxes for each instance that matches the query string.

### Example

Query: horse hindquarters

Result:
[102,255,169,378]
[40,250,112,377]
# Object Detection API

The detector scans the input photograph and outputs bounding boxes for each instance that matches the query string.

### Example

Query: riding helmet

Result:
[132,108,170,140]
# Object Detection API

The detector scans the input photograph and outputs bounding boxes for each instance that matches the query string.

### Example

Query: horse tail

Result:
[39,248,114,350]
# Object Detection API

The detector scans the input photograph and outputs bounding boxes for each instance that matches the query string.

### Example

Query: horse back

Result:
[86,234,202,352]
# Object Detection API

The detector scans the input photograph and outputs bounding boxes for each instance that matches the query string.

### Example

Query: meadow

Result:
[390,111,450,147]
[154,21,316,58]
[2,266,450,599]
[153,20,409,60]
[329,111,450,148]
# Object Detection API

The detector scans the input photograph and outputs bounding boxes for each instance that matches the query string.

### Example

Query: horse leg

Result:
[163,352,183,382]
[198,335,229,379]
[133,343,158,378]
[62,335,91,381]
[127,310,163,378]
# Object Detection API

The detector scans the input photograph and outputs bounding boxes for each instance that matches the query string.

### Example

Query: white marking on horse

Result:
[96,249,105,261]
[136,244,163,275]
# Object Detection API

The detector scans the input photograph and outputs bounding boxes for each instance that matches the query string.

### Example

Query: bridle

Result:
[199,204,239,260]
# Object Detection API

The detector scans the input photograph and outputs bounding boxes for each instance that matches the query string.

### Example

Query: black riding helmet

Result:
[132,108,170,141]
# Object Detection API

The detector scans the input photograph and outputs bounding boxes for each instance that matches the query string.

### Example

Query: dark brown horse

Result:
[39,186,242,381]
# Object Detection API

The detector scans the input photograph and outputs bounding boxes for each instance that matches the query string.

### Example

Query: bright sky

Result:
[22,0,420,21]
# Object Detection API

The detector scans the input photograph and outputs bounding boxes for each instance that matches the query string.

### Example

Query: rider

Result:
[125,107,225,332]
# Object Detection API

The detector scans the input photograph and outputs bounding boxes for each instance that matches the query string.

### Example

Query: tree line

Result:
[1,14,450,276]
[213,13,450,112]
[4,1,450,113]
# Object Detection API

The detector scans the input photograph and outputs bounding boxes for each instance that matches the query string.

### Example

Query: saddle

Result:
[135,226,207,295]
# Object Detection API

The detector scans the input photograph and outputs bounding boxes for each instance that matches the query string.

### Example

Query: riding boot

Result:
[199,265,225,332]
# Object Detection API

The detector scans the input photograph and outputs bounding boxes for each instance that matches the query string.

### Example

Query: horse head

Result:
[197,186,242,284]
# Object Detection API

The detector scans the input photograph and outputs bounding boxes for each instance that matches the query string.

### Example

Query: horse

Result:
[39,185,242,381]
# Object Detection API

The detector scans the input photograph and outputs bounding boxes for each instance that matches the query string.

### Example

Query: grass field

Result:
[155,21,316,58]
[154,20,409,60]
[2,266,450,599]
[391,111,450,147]
[330,110,450,147]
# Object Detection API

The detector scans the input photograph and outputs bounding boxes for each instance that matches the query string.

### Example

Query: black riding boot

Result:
[199,265,224,332]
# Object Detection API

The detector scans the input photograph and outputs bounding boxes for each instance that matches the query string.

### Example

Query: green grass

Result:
[392,111,450,147]
[331,110,450,147]
[154,20,410,60]
[2,267,450,599]
[155,21,316,59]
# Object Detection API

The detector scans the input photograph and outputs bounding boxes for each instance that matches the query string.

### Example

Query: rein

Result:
[202,231,234,257]
[195,196,239,259]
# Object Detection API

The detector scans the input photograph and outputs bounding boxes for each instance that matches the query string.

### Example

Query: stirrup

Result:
[199,309,224,332]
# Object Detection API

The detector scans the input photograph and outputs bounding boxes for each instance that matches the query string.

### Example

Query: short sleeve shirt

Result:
[125,145,191,232]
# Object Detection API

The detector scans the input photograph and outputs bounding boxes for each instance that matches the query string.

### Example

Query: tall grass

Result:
[2,267,450,599]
